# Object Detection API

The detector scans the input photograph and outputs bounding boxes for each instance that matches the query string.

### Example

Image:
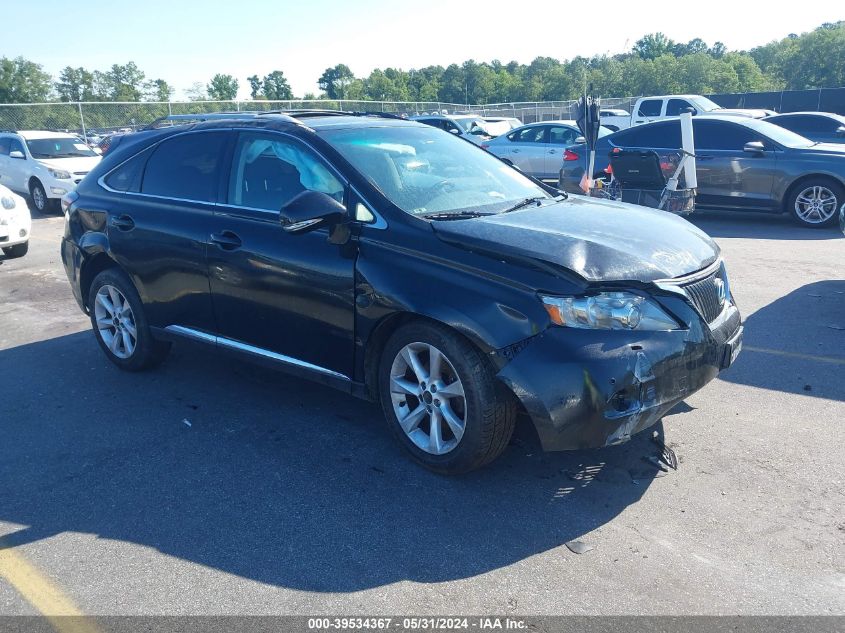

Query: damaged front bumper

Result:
[497,294,742,451]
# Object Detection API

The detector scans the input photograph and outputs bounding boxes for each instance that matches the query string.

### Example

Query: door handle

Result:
[512,149,520,153]
[697,155,714,161]
[210,231,242,250]
[110,215,135,231]
[548,149,557,154]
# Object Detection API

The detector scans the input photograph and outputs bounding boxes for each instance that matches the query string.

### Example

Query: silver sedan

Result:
[483,120,612,180]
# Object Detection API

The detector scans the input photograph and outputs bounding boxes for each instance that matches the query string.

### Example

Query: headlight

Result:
[1,196,15,210]
[48,168,72,180]
[541,292,680,331]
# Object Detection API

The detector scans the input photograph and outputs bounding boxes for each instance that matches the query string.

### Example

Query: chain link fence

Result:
[0,98,651,137]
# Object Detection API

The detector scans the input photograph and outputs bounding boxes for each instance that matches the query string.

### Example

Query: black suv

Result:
[61,111,743,474]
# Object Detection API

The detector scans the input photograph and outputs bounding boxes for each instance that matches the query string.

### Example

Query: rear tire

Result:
[786,178,843,227]
[2,242,28,258]
[378,321,516,474]
[88,268,170,371]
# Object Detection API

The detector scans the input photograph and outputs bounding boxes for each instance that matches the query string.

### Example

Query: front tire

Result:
[2,242,28,258]
[29,180,52,213]
[88,268,170,371]
[787,178,843,227]
[378,322,516,474]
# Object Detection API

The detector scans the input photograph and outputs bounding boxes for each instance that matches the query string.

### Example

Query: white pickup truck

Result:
[599,95,775,131]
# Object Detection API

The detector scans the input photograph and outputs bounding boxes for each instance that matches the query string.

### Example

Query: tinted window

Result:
[228,133,344,211]
[637,99,663,117]
[773,115,838,134]
[509,126,546,143]
[666,99,694,116]
[141,132,228,202]
[693,120,759,150]
[612,121,681,149]
[104,148,151,193]
[548,126,578,145]
[0,137,10,155]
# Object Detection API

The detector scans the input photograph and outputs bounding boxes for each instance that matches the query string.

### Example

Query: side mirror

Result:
[279,190,347,234]
[744,141,765,154]
[836,125,845,138]
[9,150,24,159]
[448,128,461,135]
[575,136,586,144]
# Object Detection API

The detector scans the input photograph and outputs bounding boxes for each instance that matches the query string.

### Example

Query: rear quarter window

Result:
[140,132,228,202]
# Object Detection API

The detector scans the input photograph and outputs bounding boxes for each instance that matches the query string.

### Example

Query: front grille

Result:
[681,266,726,323]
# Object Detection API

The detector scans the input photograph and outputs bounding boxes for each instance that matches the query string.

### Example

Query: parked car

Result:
[0,131,101,212]
[599,108,630,130]
[0,183,30,258]
[61,111,742,474]
[598,95,775,131]
[764,112,845,144]
[481,116,523,136]
[484,120,613,180]
[410,114,492,144]
[560,116,845,227]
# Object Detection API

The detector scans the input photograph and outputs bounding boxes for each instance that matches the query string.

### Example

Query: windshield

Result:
[453,117,487,133]
[27,138,97,159]
[321,124,552,217]
[689,96,722,112]
[744,118,816,148]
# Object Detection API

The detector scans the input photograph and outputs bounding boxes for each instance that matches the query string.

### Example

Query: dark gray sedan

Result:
[764,112,845,144]
[559,116,845,227]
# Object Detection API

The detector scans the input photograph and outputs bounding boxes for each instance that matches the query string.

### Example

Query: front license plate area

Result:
[722,326,743,369]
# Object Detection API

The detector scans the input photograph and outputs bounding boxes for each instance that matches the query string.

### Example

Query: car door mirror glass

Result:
[743,141,765,154]
[9,150,24,159]
[575,136,586,144]
[280,190,347,234]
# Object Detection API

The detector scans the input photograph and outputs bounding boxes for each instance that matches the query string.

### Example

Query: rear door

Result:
[692,119,779,210]
[545,125,580,179]
[103,130,229,332]
[208,130,355,377]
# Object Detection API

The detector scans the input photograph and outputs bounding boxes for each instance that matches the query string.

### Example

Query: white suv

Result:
[0,131,101,212]
[0,184,30,258]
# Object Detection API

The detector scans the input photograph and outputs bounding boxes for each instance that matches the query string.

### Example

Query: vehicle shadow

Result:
[688,211,845,240]
[0,331,671,592]
[719,279,845,400]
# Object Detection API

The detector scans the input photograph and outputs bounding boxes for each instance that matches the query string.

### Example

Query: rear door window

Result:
[612,121,681,149]
[637,99,663,117]
[548,126,578,145]
[141,132,229,202]
[510,126,547,143]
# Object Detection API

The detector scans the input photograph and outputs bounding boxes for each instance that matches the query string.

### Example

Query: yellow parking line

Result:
[744,345,845,366]
[0,537,102,633]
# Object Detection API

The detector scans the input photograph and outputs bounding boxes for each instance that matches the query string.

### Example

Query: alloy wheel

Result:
[389,342,467,455]
[794,185,838,224]
[32,185,45,211]
[94,284,137,359]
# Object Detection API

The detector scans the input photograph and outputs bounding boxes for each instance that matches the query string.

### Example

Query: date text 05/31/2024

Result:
[307,617,528,630]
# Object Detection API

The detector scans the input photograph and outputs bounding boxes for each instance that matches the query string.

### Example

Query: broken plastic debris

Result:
[652,433,678,470]
[182,419,192,427]
[565,540,594,554]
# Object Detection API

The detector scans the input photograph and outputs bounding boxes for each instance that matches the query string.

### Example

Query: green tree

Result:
[633,33,675,60]
[262,71,293,100]
[0,56,52,102]
[143,79,174,102]
[102,62,145,101]
[247,74,263,99]
[207,74,239,100]
[184,82,208,101]
[56,66,96,101]
[318,64,356,99]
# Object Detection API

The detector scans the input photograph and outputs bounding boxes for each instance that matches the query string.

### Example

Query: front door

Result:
[208,131,356,377]
[692,120,778,210]
[507,125,547,177]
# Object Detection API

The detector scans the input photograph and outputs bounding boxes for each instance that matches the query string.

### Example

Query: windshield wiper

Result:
[421,210,495,220]
[501,196,547,213]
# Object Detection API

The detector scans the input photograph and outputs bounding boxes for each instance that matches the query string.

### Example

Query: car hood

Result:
[793,142,845,155]
[431,196,719,283]
[36,156,101,173]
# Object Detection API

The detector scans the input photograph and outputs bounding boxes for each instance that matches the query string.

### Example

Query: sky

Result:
[5,0,845,100]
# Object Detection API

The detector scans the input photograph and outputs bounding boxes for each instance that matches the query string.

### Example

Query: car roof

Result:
[767,111,844,118]
[519,119,578,127]
[179,111,426,133]
[16,130,78,139]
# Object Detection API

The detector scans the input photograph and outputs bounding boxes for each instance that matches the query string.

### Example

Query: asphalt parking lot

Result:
[0,209,843,617]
